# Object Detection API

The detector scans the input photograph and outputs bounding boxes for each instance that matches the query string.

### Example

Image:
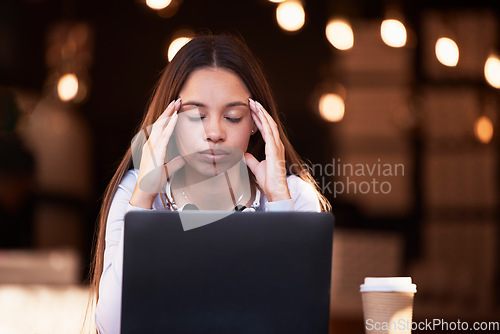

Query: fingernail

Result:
[253,100,260,111]
[168,100,175,107]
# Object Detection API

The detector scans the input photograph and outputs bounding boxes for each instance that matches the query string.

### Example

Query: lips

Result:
[198,148,230,165]
[199,148,229,155]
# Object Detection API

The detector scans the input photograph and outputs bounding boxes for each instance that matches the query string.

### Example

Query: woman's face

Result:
[175,67,255,177]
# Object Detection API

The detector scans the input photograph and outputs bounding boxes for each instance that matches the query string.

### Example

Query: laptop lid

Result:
[122,211,334,334]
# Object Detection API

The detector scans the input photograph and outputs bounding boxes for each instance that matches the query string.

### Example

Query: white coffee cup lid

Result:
[360,277,417,293]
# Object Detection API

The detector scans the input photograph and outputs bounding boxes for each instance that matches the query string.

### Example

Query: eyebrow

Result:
[181,101,249,108]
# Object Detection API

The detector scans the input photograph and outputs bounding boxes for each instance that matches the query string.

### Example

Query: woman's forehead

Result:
[180,68,250,97]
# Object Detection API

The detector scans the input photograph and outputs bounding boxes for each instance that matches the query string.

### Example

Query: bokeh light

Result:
[484,55,500,89]
[276,1,305,32]
[146,0,172,10]
[319,93,345,122]
[325,20,354,50]
[435,37,459,67]
[474,116,494,144]
[57,73,79,102]
[380,19,407,48]
[167,36,191,62]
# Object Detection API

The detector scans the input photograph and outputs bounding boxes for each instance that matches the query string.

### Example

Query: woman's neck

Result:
[172,161,254,210]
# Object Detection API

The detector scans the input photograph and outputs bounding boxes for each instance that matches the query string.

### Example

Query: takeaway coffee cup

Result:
[360,277,417,334]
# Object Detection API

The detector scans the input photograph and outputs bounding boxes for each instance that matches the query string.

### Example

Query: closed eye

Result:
[187,116,205,122]
[188,116,241,123]
[225,117,242,123]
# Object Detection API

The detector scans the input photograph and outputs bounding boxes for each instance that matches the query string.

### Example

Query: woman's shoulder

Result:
[119,169,139,191]
[285,174,320,205]
[124,168,140,179]
[286,173,315,191]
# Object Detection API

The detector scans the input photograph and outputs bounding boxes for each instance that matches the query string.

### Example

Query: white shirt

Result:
[95,169,321,334]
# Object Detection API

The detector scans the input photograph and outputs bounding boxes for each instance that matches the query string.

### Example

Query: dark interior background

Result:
[1,0,500,330]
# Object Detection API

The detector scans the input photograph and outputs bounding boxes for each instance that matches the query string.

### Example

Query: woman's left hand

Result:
[244,99,291,202]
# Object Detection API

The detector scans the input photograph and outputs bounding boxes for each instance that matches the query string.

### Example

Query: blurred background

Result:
[1,0,499,332]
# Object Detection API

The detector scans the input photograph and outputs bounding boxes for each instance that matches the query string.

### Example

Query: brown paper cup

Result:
[362,291,414,334]
[360,277,417,334]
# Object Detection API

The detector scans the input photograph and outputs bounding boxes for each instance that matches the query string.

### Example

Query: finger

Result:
[255,101,282,149]
[146,110,178,170]
[158,110,178,148]
[251,100,275,146]
[158,98,181,121]
[243,152,259,174]
[131,126,152,170]
[252,104,286,174]
[150,98,181,142]
[250,99,275,150]
[251,111,262,133]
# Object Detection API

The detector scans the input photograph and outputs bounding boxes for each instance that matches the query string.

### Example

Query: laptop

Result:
[122,211,334,334]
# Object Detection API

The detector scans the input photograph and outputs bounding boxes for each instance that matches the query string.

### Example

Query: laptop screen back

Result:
[122,211,334,334]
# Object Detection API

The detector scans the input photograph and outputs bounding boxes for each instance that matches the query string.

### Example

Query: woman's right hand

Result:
[130,98,185,209]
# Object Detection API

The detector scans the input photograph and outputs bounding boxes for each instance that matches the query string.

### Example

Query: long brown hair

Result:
[87,33,331,320]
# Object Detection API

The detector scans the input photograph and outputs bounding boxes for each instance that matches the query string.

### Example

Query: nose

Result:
[204,117,225,143]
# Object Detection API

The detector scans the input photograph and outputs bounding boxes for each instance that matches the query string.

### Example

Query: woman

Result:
[91,33,331,333]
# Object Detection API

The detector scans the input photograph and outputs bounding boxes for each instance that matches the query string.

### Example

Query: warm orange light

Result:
[435,37,459,67]
[325,20,354,50]
[380,19,407,48]
[319,93,345,122]
[276,1,305,32]
[57,74,79,102]
[146,0,172,10]
[474,116,494,144]
[167,36,191,62]
[484,55,500,89]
